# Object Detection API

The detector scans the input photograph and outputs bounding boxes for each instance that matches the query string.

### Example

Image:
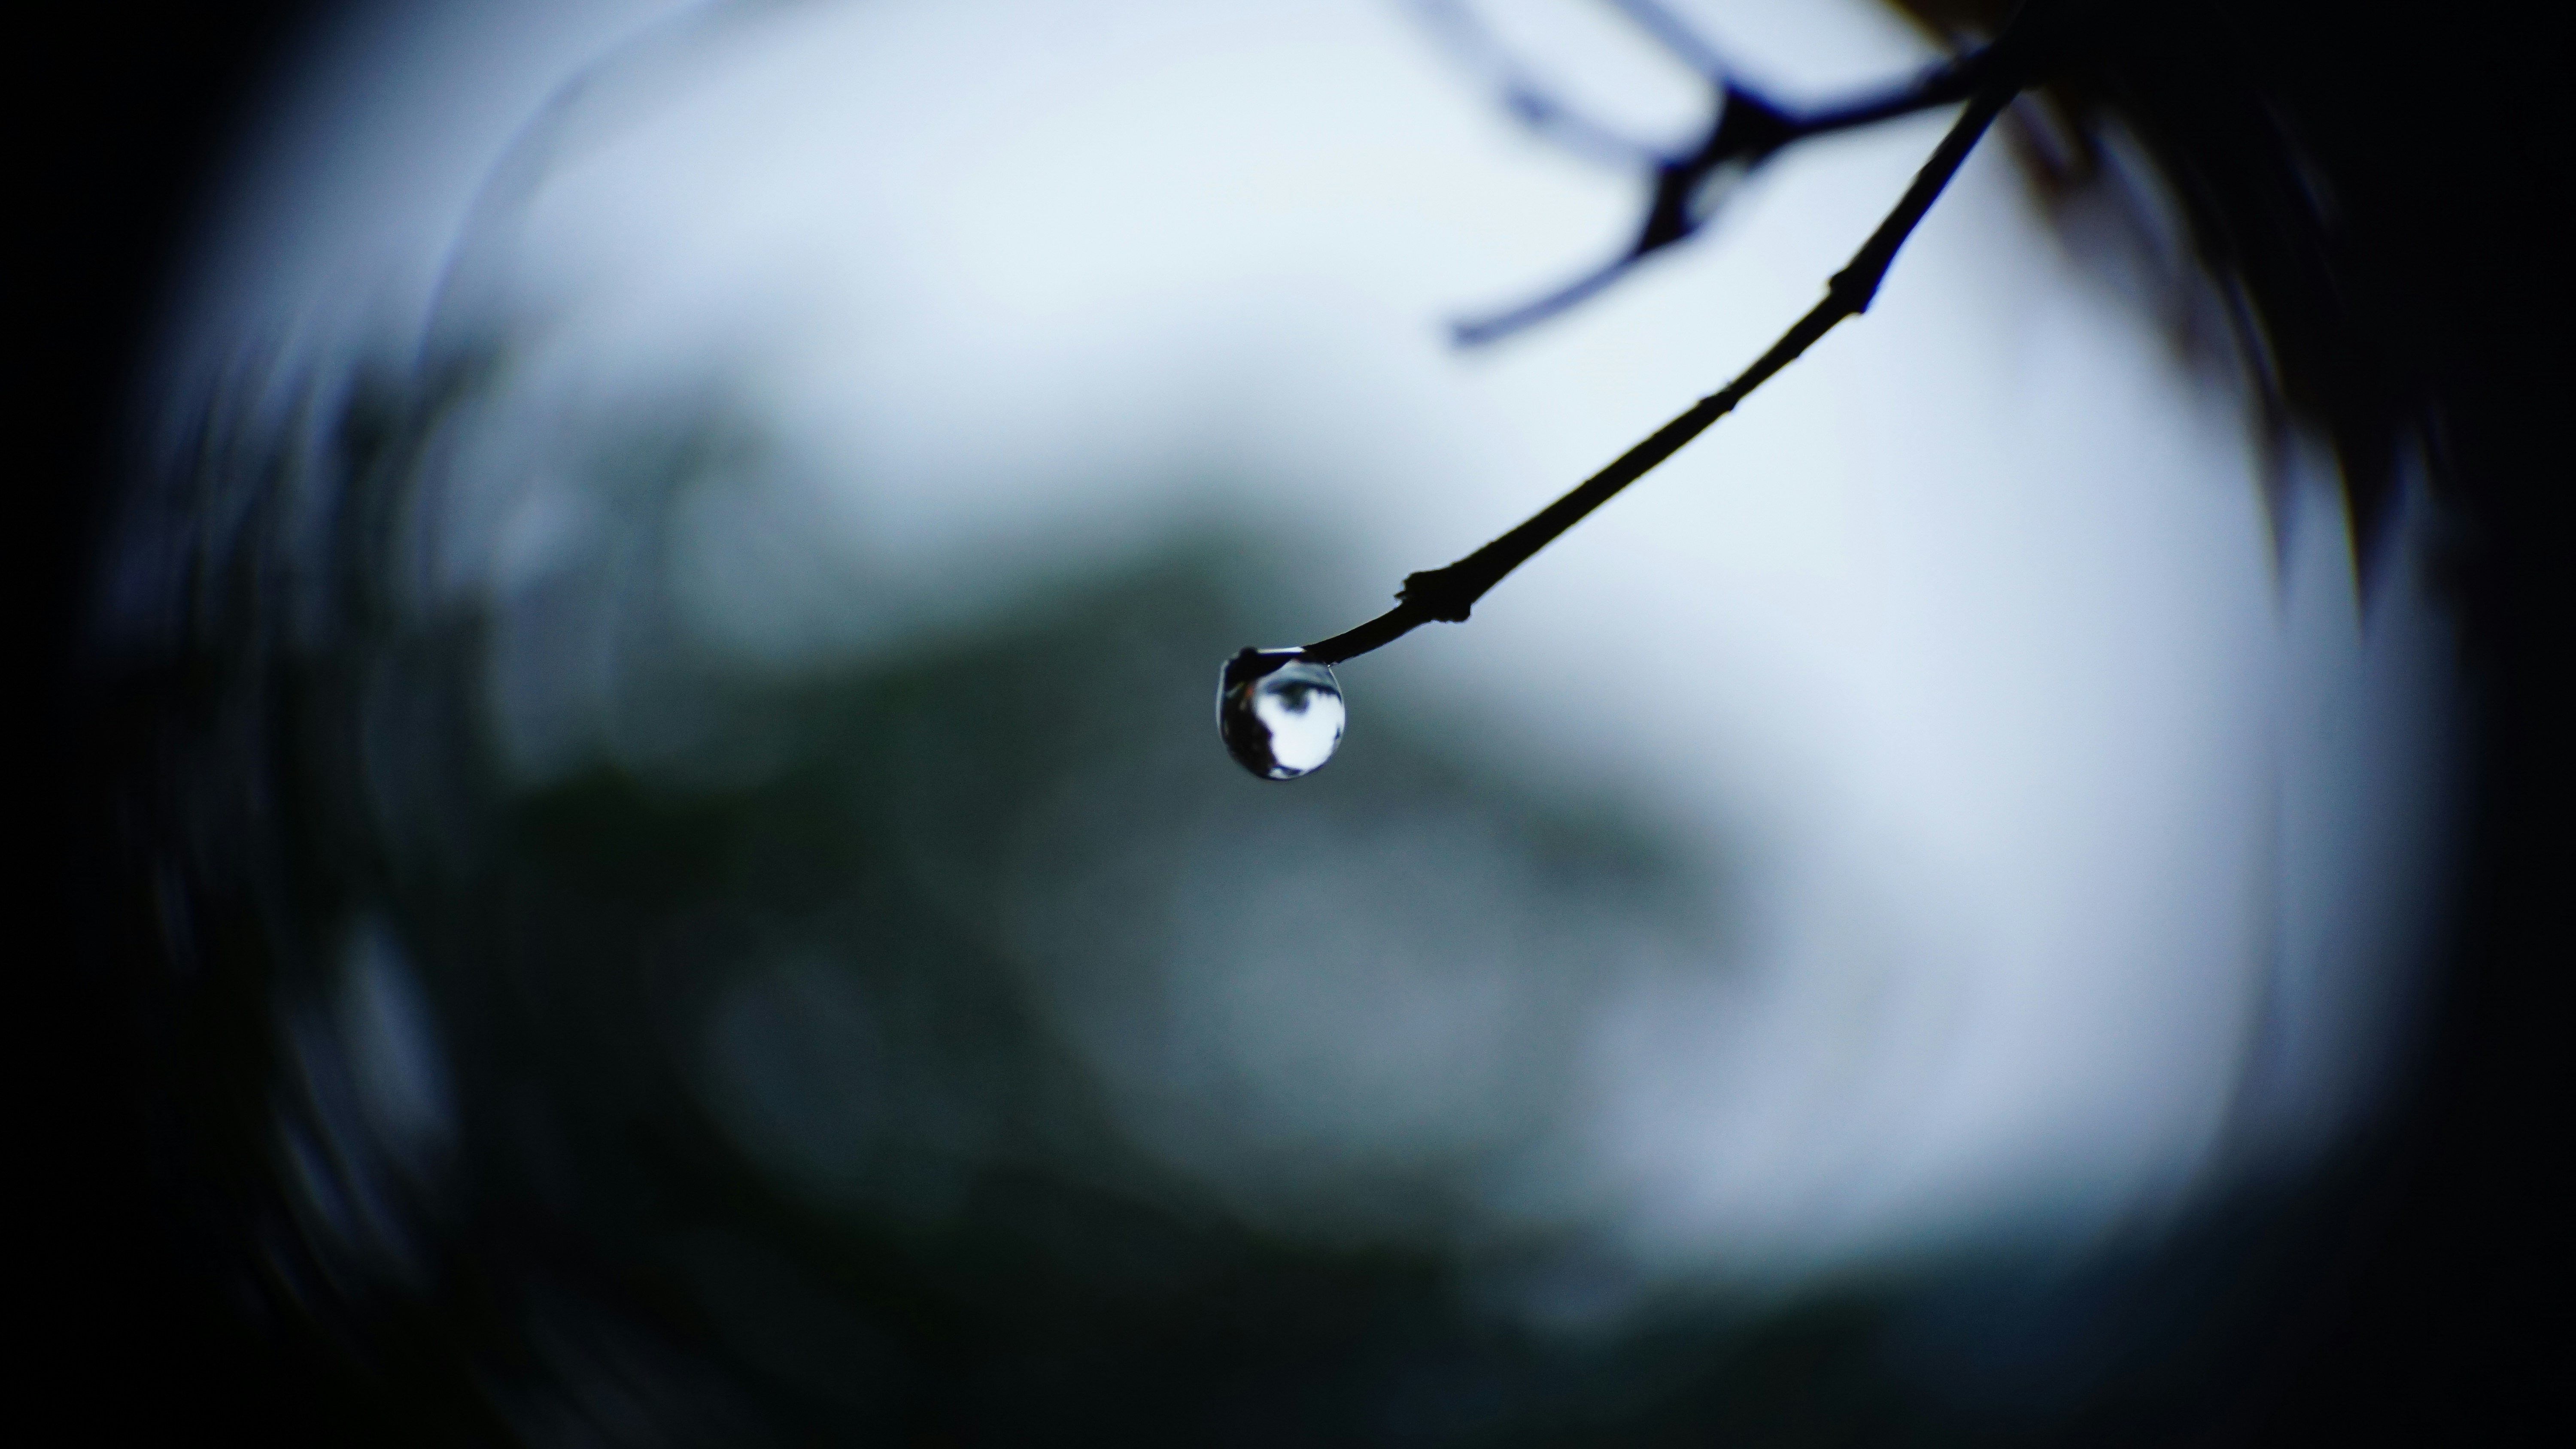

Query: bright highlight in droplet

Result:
[1217,648,1346,781]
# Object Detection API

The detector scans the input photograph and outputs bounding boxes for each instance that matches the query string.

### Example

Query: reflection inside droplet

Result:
[1217,648,1346,781]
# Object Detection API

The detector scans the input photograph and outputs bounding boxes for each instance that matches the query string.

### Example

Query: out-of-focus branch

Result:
[1419,0,2005,345]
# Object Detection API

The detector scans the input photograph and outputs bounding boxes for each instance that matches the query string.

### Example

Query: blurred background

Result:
[29,0,2564,1444]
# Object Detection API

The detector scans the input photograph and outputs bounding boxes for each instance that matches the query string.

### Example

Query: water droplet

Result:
[1217,648,1345,781]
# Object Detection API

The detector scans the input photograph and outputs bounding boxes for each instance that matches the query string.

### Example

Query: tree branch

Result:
[1300,76,2019,664]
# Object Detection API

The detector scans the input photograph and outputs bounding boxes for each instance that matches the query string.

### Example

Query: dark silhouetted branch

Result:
[1298,0,2096,665]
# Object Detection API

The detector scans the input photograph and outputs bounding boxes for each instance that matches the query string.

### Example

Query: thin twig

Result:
[1599,0,1734,80]
[1300,78,2019,664]
[1406,0,1668,163]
